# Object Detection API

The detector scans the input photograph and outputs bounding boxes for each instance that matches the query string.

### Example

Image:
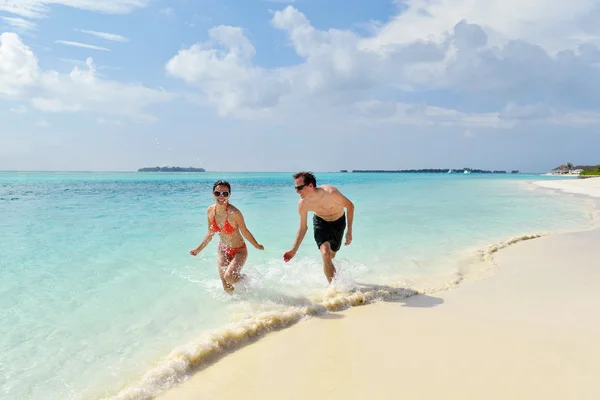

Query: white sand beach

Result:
[534,176,600,197]
[157,177,600,400]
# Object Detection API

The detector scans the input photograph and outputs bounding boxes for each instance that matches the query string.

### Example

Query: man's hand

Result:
[190,248,200,256]
[283,250,296,262]
[344,231,352,246]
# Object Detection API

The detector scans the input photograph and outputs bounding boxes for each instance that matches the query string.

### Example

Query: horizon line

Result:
[0,169,545,174]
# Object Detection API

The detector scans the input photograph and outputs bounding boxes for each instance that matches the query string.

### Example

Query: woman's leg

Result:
[217,250,235,294]
[224,246,248,284]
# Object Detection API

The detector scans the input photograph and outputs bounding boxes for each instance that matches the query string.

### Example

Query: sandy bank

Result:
[534,176,600,197]
[156,178,600,400]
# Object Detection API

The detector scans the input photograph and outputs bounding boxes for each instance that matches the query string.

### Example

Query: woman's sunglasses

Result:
[214,191,229,197]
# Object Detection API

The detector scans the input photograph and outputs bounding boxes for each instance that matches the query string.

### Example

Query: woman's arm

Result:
[234,211,264,250]
[190,207,216,256]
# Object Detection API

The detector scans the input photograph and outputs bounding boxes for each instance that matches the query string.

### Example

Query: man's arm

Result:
[283,201,308,262]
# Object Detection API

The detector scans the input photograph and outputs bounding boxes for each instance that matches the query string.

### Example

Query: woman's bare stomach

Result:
[218,232,245,248]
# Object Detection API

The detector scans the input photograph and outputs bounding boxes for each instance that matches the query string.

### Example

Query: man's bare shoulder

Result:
[319,184,339,193]
[297,198,307,210]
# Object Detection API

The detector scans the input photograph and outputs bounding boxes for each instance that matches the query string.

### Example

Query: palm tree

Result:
[567,162,574,171]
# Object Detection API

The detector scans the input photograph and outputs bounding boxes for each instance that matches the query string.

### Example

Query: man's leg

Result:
[319,241,336,283]
[328,214,345,264]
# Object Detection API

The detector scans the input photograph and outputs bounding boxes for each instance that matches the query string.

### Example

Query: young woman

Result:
[190,180,264,293]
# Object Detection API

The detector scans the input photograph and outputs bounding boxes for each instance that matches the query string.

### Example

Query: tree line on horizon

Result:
[554,163,600,176]
[138,166,206,172]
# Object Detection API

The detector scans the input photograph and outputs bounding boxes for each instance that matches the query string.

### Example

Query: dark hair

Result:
[293,171,316,187]
[212,180,231,192]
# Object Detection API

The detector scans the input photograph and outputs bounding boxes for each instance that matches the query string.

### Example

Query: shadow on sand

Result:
[353,282,445,308]
[236,285,424,320]
[235,281,445,312]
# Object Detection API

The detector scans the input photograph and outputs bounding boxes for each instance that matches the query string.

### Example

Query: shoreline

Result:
[151,176,600,400]
[104,230,586,400]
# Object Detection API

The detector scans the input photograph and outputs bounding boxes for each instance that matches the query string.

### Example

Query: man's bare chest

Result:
[305,197,342,216]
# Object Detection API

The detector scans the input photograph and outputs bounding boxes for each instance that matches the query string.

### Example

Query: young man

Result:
[283,171,354,283]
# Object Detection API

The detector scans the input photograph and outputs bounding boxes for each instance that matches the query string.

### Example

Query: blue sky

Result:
[1,0,600,172]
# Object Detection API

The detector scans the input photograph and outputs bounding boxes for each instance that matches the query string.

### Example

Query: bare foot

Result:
[223,282,235,294]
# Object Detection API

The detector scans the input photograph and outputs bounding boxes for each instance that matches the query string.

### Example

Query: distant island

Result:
[138,166,206,172]
[345,169,518,174]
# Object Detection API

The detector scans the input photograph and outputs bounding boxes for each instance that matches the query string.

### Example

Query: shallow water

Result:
[0,171,592,400]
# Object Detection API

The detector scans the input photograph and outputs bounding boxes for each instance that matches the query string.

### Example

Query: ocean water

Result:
[0,171,594,400]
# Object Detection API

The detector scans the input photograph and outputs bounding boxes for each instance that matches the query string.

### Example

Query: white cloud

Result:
[31,97,82,112]
[75,29,129,42]
[500,103,600,126]
[159,7,173,15]
[1,17,37,31]
[353,100,511,129]
[9,105,28,113]
[418,22,600,107]
[55,40,111,51]
[352,99,600,128]
[1,33,172,122]
[58,58,120,71]
[0,32,40,96]
[0,0,149,19]
[270,7,386,96]
[58,58,88,66]
[165,25,290,118]
[97,117,122,125]
[166,5,600,128]
[361,0,600,55]
[269,8,600,104]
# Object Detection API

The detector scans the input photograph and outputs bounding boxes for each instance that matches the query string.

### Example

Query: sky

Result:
[1,0,600,173]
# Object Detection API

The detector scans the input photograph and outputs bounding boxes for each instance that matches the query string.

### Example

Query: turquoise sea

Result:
[0,171,594,400]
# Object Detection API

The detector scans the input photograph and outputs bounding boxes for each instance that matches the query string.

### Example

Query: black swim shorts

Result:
[313,213,346,252]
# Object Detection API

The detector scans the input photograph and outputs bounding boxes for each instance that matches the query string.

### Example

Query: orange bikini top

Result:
[211,204,235,234]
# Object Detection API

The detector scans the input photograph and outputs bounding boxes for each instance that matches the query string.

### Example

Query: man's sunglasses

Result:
[214,191,229,197]
[295,184,307,191]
